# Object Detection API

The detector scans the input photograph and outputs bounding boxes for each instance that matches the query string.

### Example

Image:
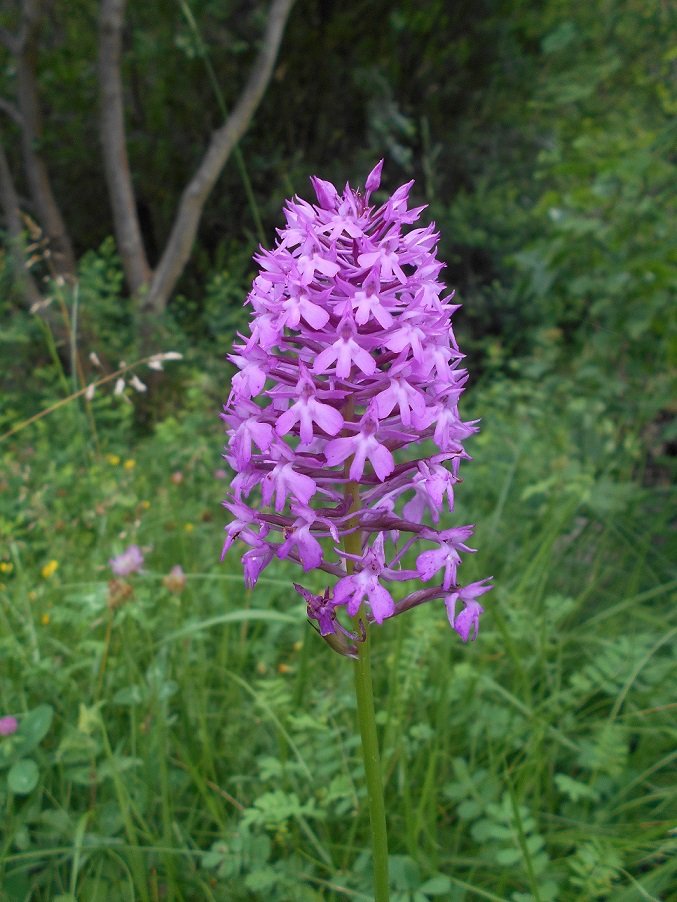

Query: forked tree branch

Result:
[142,0,296,315]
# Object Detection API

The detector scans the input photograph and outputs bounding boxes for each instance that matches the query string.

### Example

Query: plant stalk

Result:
[343,476,389,901]
[353,624,390,901]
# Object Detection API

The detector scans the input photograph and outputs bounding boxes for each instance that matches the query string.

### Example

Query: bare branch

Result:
[0,27,19,55]
[98,0,152,295]
[0,126,43,309]
[143,0,296,315]
[0,97,23,127]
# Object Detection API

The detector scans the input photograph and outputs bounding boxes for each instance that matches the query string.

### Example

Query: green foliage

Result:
[77,239,129,359]
[1,348,674,899]
[0,704,53,797]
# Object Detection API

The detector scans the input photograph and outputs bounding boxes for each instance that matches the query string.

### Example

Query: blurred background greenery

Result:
[0,1,675,900]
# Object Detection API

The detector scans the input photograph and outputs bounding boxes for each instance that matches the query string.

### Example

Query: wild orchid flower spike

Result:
[221,161,492,649]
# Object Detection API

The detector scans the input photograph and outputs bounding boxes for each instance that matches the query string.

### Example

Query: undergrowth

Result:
[0,355,674,901]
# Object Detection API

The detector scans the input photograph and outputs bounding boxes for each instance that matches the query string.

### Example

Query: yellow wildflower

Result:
[124,459,136,471]
[106,453,121,466]
[183,523,194,533]
[41,560,59,579]
[41,613,50,625]
[0,562,13,574]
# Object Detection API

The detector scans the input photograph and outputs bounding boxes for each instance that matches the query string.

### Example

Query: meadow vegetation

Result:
[1,311,674,899]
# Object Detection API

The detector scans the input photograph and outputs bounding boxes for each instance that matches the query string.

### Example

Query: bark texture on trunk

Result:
[15,0,76,279]
[98,0,152,295]
[0,127,42,308]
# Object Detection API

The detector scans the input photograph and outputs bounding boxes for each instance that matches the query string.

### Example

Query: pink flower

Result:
[163,565,186,594]
[276,366,344,446]
[0,715,18,736]
[333,534,395,624]
[109,545,144,577]
[324,402,394,482]
[445,579,494,641]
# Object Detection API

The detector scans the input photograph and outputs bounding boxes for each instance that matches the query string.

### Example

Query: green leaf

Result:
[15,704,53,756]
[541,22,577,54]
[420,875,452,895]
[7,758,40,795]
[555,773,600,802]
[495,846,521,865]
[243,866,278,891]
[389,854,421,890]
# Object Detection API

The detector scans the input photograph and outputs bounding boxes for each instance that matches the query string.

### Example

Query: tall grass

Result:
[0,361,675,901]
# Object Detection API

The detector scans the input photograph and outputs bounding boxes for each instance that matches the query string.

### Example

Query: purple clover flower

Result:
[109,545,144,577]
[221,162,492,648]
[0,715,18,736]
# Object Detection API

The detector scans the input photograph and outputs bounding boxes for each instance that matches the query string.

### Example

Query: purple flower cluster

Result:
[221,162,491,646]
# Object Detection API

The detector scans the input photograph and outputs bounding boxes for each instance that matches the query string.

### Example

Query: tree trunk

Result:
[16,0,76,280]
[98,0,152,296]
[142,0,296,316]
[95,0,295,328]
[0,127,42,309]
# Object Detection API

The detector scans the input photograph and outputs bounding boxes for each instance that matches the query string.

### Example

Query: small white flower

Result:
[130,374,147,393]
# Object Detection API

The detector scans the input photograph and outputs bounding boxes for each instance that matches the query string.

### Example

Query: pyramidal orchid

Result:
[221,160,491,646]
[220,161,492,902]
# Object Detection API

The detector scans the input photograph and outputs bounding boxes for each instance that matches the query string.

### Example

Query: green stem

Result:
[343,474,389,901]
[353,625,390,901]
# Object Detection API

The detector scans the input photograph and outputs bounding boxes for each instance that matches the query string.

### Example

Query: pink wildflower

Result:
[109,545,144,577]
[0,716,18,736]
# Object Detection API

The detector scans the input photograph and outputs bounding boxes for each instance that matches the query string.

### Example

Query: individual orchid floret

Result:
[295,583,339,636]
[445,578,494,642]
[278,508,324,571]
[221,401,274,467]
[221,501,266,559]
[220,162,491,649]
[402,461,457,523]
[347,269,394,328]
[242,543,275,589]
[261,453,318,512]
[275,365,344,445]
[228,345,270,400]
[416,526,476,590]
[333,534,395,624]
[313,315,377,378]
[324,402,394,482]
